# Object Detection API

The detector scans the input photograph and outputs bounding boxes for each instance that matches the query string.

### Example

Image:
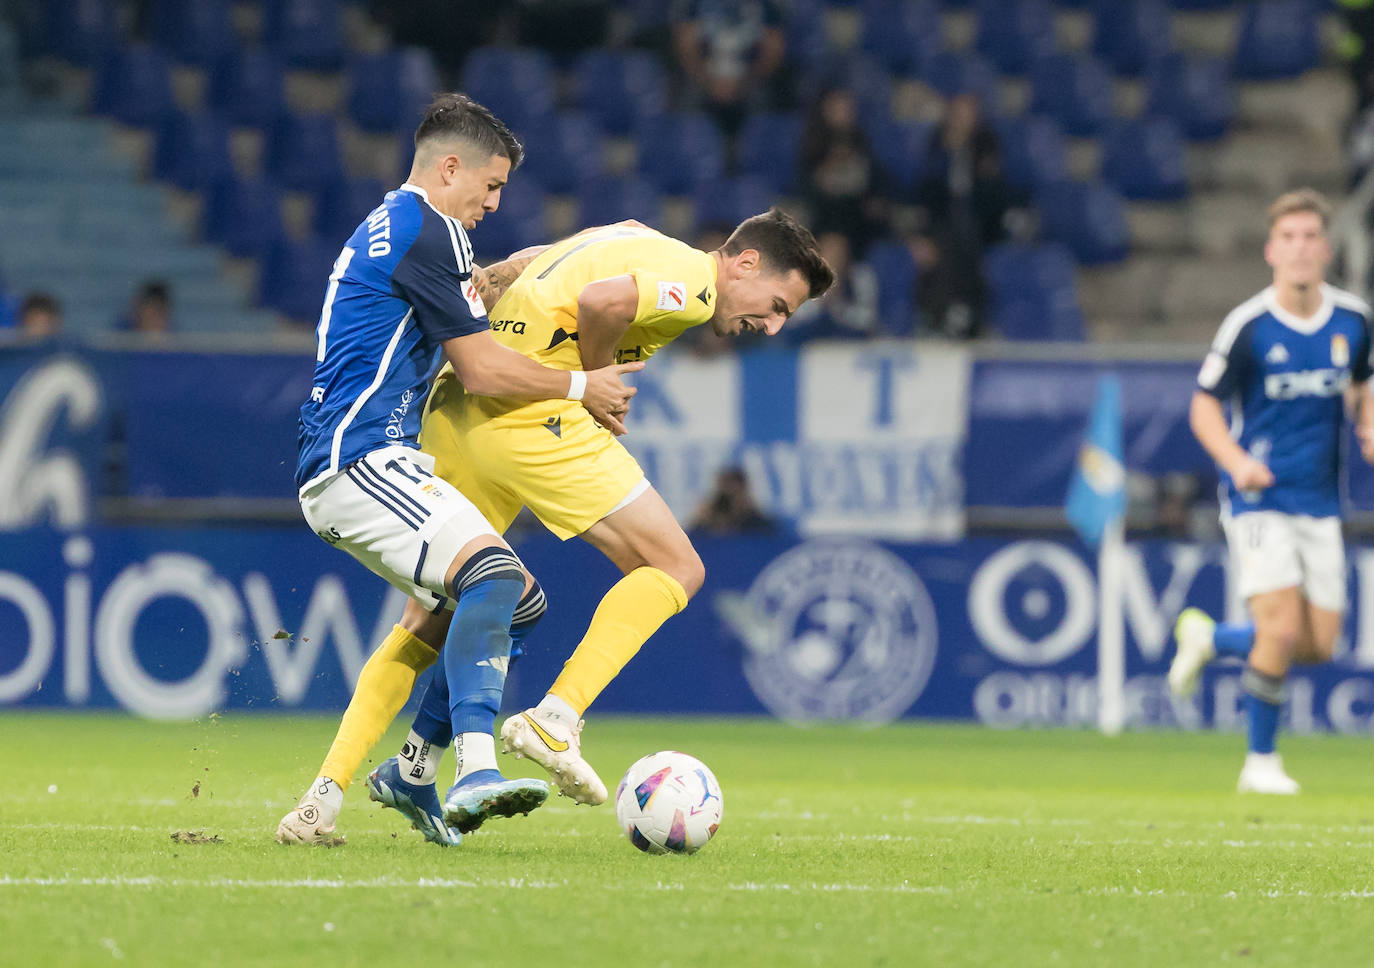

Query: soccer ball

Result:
[614,751,724,854]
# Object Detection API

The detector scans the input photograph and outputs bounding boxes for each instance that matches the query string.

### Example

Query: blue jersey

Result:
[1198,284,1372,517]
[296,183,489,491]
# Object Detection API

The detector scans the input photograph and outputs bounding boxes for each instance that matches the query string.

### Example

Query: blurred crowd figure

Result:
[800,88,891,255]
[16,290,61,337]
[672,0,788,141]
[118,279,173,334]
[688,465,778,535]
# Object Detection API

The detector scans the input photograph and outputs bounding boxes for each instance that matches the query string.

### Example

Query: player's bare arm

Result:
[442,331,641,435]
[1189,390,1274,490]
[1352,380,1374,464]
[575,274,640,370]
[471,254,541,311]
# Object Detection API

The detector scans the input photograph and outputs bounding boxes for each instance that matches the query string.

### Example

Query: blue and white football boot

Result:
[442,769,550,834]
[366,757,461,846]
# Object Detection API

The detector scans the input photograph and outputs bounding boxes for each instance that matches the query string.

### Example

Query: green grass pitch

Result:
[3,712,1373,967]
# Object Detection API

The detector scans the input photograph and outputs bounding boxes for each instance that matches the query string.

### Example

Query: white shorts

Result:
[1221,510,1346,613]
[299,445,504,612]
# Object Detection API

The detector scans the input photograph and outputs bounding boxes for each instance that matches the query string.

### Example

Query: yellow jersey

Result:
[485,224,717,376]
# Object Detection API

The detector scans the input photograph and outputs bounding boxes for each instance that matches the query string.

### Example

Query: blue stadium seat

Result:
[45,0,121,65]
[1168,0,1231,7]
[266,113,343,191]
[859,0,942,76]
[975,0,1056,75]
[570,49,669,136]
[205,175,284,259]
[575,175,663,230]
[691,176,777,234]
[736,111,804,193]
[472,178,548,264]
[260,235,337,321]
[798,54,895,128]
[346,48,439,134]
[460,47,558,137]
[208,48,286,128]
[1034,180,1130,265]
[154,111,233,191]
[262,0,344,70]
[920,51,1000,112]
[314,176,386,242]
[519,112,606,195]
[636,113,725,195]
[867,118,936,195]
[1091,0,1172,76]
[92,43,173,128]
[784,0,832,66]
[865,240,919,337]
[1100,117,1188,201]
[1145,53,1234,140]
[992,115,1068,193]
[1028,53,1115,137]
[1234,0,1321,80]
[985,242,1086,340]
[149,0,235,67]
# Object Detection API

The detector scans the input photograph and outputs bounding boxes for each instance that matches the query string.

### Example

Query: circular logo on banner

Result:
[722,541,938,724]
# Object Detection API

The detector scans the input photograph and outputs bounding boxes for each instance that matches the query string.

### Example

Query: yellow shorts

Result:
[419,373,647,540]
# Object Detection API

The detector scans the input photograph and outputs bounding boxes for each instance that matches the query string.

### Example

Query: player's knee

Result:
[513,576,547,630]
[672,549,705,600]
[450,545,525,600]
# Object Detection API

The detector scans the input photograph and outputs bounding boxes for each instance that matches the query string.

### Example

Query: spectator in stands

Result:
[785,232,880,342]
[909,94,1018,339]
[689,465,777,535]
[799,87,891,256]
[17,291,61,337]
[915,94,1016,258]
[120,279,172,334]
[671,0,788,141]
[904,230,982,339]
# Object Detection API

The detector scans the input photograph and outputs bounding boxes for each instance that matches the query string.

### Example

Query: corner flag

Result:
[1066,375,1127,735]
[1065,375,1126,547]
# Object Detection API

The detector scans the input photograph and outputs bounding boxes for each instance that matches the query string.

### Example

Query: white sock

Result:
[301,776,343,823]
[454,731,498,783]
[535,693,579,727]
[397,729,443,785]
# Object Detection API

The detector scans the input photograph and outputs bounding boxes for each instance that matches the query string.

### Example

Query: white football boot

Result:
[499,708,608,805]
[275,798,346,846]
[1168,607,1217,698]
[1237,752,1300,795]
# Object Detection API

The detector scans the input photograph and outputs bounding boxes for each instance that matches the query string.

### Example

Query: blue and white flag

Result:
[1065,375,1126,547]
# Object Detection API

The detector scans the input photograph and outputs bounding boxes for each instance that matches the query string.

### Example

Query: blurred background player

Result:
[1169,189,1374,794]
[276,93,640,846]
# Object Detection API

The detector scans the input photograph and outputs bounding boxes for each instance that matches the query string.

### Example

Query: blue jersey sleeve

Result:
[1198,319,1253,400]
[390,207,488,344]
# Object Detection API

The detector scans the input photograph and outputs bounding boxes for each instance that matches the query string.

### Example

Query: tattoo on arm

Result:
[472,255,537,312]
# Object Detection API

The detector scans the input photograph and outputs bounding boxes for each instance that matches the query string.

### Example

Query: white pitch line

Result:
[1,875,1372,901]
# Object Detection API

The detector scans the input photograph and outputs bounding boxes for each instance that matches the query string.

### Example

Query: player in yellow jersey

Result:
[283,210,832,843]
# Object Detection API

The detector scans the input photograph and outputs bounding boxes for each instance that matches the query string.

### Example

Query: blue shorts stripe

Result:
[346,466,422,530]
[413,539,430,586]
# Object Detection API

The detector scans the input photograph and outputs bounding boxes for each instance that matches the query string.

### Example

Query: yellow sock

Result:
[318,625,437,790]
[550,567,688,714]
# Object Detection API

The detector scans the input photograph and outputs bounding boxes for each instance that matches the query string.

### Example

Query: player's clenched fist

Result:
[1227,454,1274,491]
[583,361,643,436]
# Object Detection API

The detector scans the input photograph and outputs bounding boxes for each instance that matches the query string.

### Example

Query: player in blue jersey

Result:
[276,93,641,845]
[1169,189,1374,794]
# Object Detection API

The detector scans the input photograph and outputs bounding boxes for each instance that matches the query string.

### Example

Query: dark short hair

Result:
[19,291,60,317]
[413,92,524,169]
[137,280,170,304]
[722,208,835,299]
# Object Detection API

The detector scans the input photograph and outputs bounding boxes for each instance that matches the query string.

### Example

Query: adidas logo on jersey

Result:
[543,415,562,438]
[1265,344,1290,365]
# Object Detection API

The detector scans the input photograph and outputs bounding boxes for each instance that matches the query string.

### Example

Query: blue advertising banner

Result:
[5,526,1374,735]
